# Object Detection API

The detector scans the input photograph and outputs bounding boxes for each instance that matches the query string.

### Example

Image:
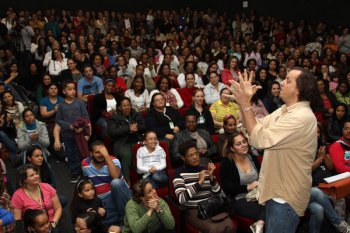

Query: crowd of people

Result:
[0,5,349,233]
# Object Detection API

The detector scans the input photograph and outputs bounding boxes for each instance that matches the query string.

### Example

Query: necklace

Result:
[26,185,43,209]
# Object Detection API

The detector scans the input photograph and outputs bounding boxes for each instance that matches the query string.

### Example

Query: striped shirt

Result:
[82,156,125,198]
[173,164,221,208]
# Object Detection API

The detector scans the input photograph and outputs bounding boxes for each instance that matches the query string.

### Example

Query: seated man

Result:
[82,140,131,226]
[77,64,104,102]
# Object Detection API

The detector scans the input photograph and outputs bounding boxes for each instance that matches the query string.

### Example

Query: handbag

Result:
[197,195,230,221]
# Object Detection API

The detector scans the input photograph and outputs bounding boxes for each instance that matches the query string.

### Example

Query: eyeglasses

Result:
[343,127,350,131]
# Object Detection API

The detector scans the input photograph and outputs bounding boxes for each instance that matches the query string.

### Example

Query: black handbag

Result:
[197,195,230,221]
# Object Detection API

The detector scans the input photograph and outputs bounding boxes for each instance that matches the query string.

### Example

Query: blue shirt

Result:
[40,96,64,111]
[77,76,104,96]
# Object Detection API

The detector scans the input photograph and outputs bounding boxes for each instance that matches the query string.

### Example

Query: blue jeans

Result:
[308,187,341,233]
[265,200,300,233]
[0,130,17,161]
[145,170,168,189]
[62,139,81,176]
[101,179,131,226]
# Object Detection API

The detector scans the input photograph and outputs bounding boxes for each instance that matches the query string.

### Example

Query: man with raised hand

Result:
[227,68,317,233]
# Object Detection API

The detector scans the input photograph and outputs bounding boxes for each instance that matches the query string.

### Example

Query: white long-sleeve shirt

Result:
[48,58,68,76]
[136,144,167,174]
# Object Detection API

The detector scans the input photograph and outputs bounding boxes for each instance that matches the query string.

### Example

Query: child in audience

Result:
[70,178,121,233]
[136,131,168,188]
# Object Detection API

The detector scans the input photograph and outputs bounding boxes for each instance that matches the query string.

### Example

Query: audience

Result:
[1,6,350,233]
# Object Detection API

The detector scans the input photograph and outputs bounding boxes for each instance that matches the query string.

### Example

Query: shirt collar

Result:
[280,101,310,113]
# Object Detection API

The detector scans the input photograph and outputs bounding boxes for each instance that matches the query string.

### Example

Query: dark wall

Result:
[1,0,348,27]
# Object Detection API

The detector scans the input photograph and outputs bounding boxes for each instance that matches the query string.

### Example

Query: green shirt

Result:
[122,198,175,233]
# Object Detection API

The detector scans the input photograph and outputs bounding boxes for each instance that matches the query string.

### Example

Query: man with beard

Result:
[81,140,131,226]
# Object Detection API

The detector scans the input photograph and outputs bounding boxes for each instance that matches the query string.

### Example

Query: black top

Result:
[71,197,103,223]
[145,106,184,138]
[186,105,215,134]
[220,155,260,199]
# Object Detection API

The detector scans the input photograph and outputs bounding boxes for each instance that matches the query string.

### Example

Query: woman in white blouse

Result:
[125,76,149,113]
[48,48,68,79]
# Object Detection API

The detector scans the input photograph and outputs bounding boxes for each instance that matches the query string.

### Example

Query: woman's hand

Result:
[54,140,62,151]
[97,207,106,217]
[165,134,174,140]
[207,162,216,179]
[247,181,259,191]
[30,133,39,141]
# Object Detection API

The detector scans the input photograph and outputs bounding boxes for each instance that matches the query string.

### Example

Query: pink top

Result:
[11,183,56,221]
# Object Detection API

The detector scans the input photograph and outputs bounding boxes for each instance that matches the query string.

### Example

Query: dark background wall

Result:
[1,0,348,27]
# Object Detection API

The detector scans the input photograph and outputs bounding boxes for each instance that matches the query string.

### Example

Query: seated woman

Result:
[210,88,240,134]
[23,209,52,233]
[329,119,350,174]
[335,81,350,108]
[0,111,17,162]
[217,115,237,157]
[11,165,62,229]
[123,179,175,233]
[91,78,120,139]
[154,63,180,89]
[262,81,283,114]
[250,93,269,119]
[172,113,217,165]
[220,132,265,233]
[221,56,240,86]
[148,76,183,110]
[203,72,225,105]
[313,78,339,120]
[107,97,147,182]
[307,123,350,233]
[1,90,25,129]
[177,72,198,109]
[17,109,50,154]
[124,76,149,113]
[25,145,55,188]
[186,89,215,134]
[327,103,348,143]
[60,58,83,82]
[173,140,235,233]
[36,74,53,104]
[137,131,168,189]
[145,93,184,142]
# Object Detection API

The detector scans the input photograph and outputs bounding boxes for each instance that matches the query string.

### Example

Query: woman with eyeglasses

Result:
[220,132,265,233]
[172,113,217,166]
[145,93,184,142]
[123,179,175,233]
